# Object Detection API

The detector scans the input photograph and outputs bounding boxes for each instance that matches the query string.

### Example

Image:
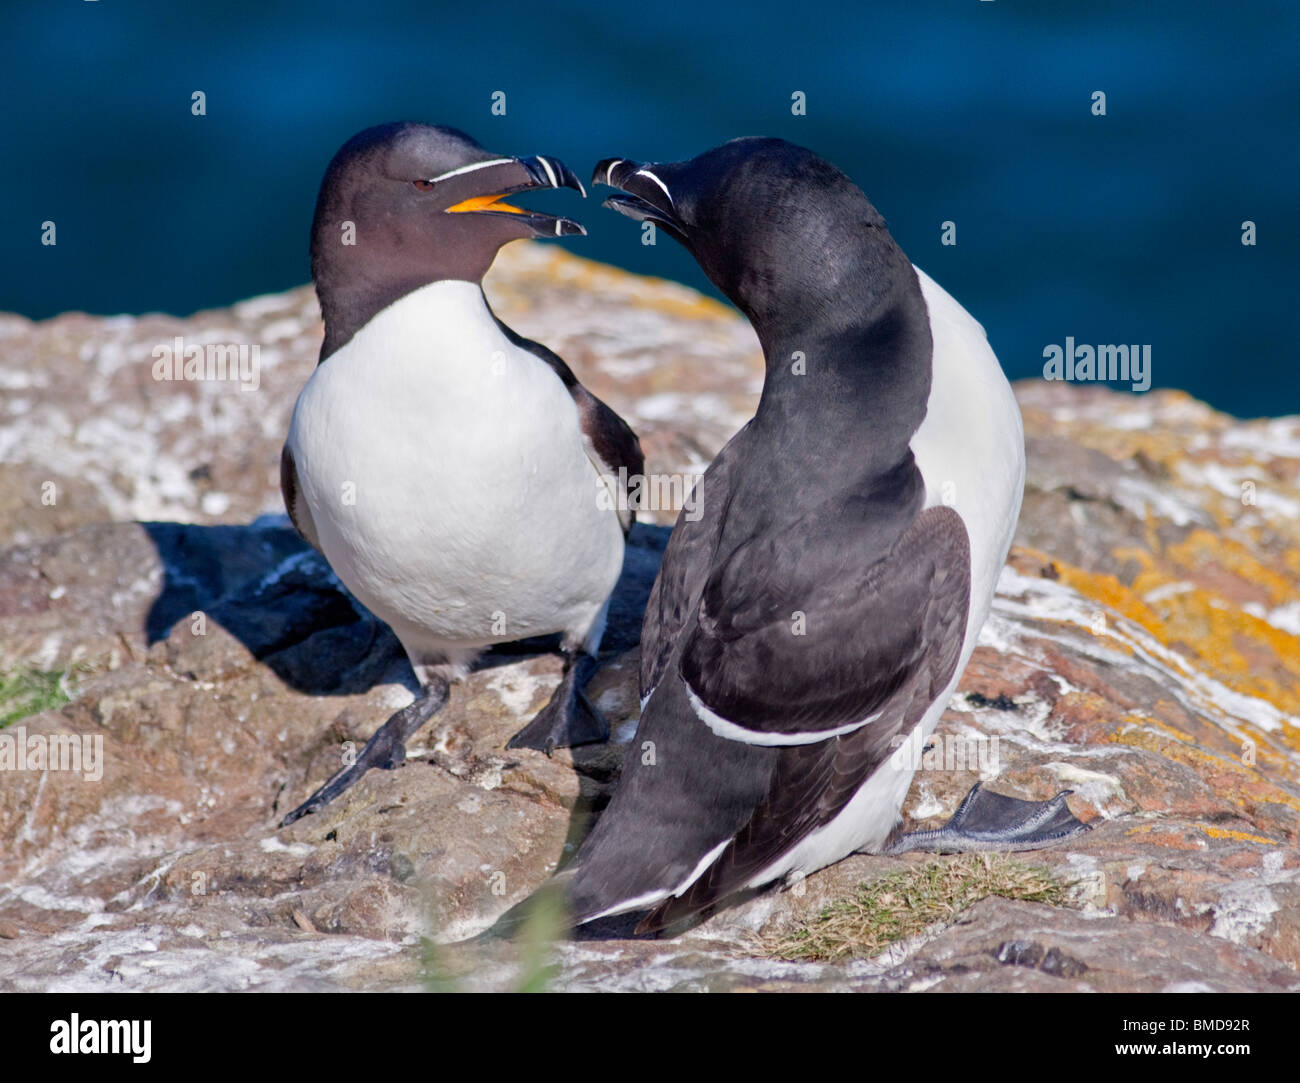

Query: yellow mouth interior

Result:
[444,193,528,215]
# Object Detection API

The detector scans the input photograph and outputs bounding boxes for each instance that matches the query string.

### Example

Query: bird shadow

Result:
[141,518,671,699]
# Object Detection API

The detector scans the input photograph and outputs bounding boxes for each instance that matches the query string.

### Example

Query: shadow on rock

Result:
[141,519,670,698]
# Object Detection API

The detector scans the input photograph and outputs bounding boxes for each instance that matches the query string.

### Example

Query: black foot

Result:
[507,653,607,754]
[279,678,449,827]
[884,781,1090,855]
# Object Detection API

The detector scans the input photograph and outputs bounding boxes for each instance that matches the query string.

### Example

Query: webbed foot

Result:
[279,677,449,826]
[507,653,607,754]
[884,781,1090,855]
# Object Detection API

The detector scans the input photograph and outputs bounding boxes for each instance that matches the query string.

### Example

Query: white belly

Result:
[286,281,625,659]
[909,265,1025,662]
[751,266,1025,883]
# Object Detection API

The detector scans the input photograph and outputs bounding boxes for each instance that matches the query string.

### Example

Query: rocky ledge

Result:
[1,243,1298,991]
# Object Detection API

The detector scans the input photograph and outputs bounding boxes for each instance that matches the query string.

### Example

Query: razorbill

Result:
[552,139,1087,932]
[278,123,643,826]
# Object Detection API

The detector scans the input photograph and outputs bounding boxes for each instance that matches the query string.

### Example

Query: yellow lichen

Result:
[1052,559,1300,722]
[1198,825,1279,845]
[1106,728,1300,813]
[1162,530,1298,607]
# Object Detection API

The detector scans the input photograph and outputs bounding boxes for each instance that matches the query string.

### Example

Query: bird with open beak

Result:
[278,123,642,826]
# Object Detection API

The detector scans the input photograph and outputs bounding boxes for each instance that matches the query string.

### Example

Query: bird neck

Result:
[750,280,933,476]
[316,273,486,363]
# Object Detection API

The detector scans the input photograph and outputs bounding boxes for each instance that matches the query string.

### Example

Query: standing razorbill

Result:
[278,123,642,827]
[553,139,1087,932]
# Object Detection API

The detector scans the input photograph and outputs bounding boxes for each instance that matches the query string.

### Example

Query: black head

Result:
[311,122,586,359]
[596,138,934,460]
[593,138,915,341]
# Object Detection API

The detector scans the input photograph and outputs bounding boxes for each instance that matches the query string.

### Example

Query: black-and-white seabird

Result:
[278,123,643,826]
[552,139,1087,932]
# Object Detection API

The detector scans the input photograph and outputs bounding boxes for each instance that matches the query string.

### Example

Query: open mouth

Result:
[442,156,587,236]
[592,158,686,242]
[600,190,661,220]
[445,192,531,216]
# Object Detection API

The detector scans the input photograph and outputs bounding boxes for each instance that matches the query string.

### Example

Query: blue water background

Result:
[1,0,1296,416]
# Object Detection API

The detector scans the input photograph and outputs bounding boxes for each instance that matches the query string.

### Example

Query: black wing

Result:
[492,314,643,535]
[679,481,969,739]
[639,505,971,931]
[280,444,320,551]
[637,426,749,701]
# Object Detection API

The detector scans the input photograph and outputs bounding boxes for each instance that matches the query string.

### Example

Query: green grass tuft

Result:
[0,667,74,729]
[762,853,1073,962]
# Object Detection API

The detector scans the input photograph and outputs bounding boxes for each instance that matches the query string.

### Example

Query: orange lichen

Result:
[1125,713,1194,745]
[1162,530,1298,607]
[1107,728,1300,813]
[1198,825,1279,845]
[1050,558,1300,723]
[1122,826,1205,850]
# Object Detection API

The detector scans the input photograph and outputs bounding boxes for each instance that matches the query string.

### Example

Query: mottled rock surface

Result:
[1,244,1298,991]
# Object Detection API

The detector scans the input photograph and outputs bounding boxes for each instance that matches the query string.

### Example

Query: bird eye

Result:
[412,179,435,192]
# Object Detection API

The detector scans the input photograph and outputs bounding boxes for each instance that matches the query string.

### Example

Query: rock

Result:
[0,244,758,550]
[1,245,1298,991]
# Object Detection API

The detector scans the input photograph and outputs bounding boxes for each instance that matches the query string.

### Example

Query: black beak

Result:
[439,153,587,237]
[592,157,685,242]
[518,155,586,198]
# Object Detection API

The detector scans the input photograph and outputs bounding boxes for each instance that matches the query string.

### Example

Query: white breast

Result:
[286,281,625,659]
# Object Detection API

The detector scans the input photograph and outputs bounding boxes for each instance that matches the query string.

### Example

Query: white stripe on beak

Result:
[634,168,674,207]
[426,157,514,184]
